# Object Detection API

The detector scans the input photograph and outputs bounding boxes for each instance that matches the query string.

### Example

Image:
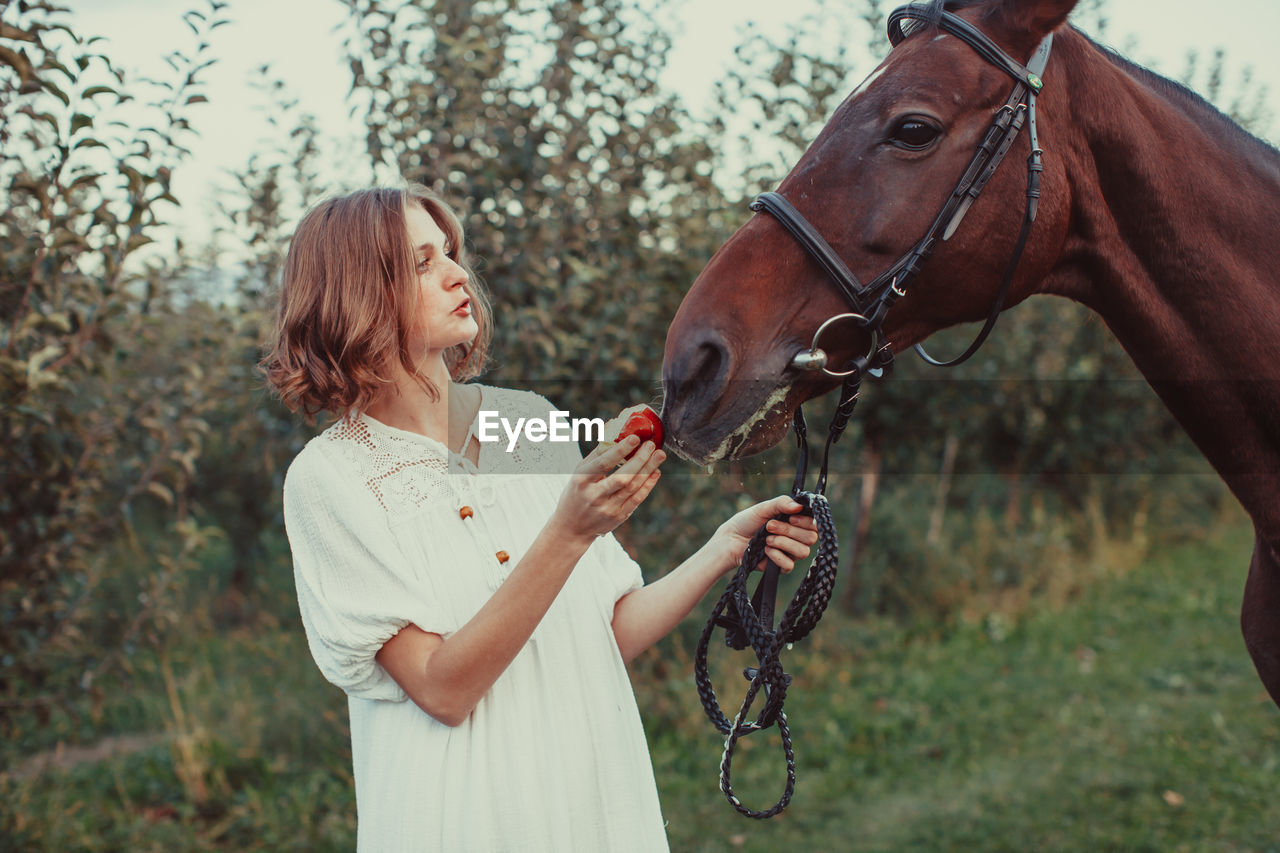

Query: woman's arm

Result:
[376,525,593,726]
[610,496,819,664]
[377,435,662,726]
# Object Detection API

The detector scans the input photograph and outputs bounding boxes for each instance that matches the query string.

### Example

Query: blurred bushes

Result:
[1,1,228,730]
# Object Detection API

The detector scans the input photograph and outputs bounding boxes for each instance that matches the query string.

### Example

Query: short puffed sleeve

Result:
[283,442,453,702]
[592,529,646,602]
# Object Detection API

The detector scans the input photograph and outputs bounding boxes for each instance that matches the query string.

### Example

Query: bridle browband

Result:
[752,2,1054,375]
[694,3,1058,821]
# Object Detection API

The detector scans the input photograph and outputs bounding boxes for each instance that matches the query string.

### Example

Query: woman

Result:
[261,183,818,851]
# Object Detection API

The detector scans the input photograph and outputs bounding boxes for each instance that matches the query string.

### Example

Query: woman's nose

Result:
[448,262,468,287]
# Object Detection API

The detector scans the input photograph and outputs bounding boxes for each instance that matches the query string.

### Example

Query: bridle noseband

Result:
[753,2,1054,376]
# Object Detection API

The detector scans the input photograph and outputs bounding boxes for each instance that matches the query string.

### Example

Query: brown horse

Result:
[662,0,1280,707]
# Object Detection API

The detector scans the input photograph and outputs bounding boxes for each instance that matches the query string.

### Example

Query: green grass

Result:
[656,521,1279,851]
[3,522,1277,851]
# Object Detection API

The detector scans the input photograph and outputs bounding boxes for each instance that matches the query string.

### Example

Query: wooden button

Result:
[496,550,509,564]
[459,506,474,520]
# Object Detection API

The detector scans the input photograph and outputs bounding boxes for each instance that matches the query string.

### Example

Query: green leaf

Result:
[41,79,70,106]
[145,481,175,506]
[81,84,118,100]
[25,344,64,390]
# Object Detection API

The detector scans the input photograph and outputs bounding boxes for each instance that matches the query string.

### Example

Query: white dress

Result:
[283,384,669,852]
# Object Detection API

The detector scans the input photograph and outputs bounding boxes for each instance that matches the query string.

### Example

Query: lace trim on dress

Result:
[322,414,471,526]
[318,386,570,527]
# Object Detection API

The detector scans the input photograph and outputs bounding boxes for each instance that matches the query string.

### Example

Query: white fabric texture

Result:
[283,384,669,852]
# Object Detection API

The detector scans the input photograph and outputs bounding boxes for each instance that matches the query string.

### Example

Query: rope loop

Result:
[693,488,839,818]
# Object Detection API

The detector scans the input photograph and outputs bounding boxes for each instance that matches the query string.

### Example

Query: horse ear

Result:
[987,0,1079,43]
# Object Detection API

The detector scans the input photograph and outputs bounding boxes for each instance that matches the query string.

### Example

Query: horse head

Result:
[662,0,1078,465]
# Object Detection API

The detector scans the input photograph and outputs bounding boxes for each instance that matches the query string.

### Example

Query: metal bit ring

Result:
[789,313,879,378]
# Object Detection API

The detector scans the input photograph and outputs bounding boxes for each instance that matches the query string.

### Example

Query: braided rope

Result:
[693,490,839,819]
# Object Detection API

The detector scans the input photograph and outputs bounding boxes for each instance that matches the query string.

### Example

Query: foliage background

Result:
[1,0,1276,848]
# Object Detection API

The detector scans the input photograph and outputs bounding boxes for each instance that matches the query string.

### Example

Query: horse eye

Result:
[889,118,941,150]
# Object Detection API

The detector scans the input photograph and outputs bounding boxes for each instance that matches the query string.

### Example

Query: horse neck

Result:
[1046,30,1280,537]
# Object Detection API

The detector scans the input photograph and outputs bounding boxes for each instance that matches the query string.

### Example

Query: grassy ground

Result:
[657,520,1279,851]
[3,521,1277,851]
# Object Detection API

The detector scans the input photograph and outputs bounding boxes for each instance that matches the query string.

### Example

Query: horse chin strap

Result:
[753,4,1054,377]
[695,3,1055,820]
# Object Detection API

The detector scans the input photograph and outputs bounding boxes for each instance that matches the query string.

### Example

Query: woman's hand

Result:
[550,436,665,542]
[706,495,819,575]
[609,494,818,663]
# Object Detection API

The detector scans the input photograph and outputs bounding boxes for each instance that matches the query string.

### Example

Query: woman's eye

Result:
[889,118,940,150]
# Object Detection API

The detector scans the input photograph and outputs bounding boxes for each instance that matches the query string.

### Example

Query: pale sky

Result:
[51,0,1280,245]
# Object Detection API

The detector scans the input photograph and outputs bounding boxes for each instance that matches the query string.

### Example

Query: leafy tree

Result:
[0,0,226,725]
[189,74,331,611]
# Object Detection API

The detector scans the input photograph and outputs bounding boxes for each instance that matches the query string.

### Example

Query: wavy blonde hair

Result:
[261,183,492,420]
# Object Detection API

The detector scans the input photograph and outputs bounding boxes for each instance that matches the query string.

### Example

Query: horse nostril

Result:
[690,338,726,387]
[663,329,731,427]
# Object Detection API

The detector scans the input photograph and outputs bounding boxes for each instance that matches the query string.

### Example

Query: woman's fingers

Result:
[753,549,796,573]
[750,514,819,572]
[578,441,665,525]
[765,515,819,545]
[604,441,664,495]
[765,548,796,571]
[622,468,662,515]
[766,532,812,561]
[582,435,641,476]
[764,495,805,518]
[557,440,666,538]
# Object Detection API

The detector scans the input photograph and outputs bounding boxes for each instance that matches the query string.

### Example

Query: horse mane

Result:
[909,0,1278,162]
[1078,30,1280,163]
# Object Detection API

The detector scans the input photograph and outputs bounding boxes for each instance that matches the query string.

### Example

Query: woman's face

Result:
[404,202,477,358]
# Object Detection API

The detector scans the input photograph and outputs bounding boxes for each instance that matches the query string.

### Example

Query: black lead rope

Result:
[693,368,868,818]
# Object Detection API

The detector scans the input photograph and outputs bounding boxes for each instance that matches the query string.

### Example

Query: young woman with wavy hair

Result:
[261,183,817,851]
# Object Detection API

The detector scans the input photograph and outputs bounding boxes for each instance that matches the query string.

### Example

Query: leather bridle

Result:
[693,3,1058,820]
[752,2,1054,377]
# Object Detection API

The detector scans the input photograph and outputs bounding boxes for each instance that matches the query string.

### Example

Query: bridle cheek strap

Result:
[916,31,1049,366]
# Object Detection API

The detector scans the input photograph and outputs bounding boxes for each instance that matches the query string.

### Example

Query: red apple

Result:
[602,404,664,454]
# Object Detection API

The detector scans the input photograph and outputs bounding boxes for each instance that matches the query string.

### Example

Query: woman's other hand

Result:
[707,495,819,575]
[551,436,665,542]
